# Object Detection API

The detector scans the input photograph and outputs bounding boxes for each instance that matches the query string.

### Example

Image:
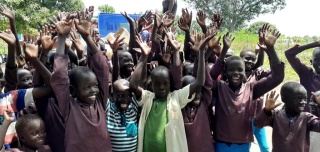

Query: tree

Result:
[183,0,286,32]
[247,21,277,34]
[0,0,85,34]
[98,4,115,13]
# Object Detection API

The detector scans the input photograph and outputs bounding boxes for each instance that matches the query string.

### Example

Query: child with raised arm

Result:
[0,111,50,152]
[49,12,117,152]
[254,82,320,152]
[130,31,214,151]
[211,27,284,152]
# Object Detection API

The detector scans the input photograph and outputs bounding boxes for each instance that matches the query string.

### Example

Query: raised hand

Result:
[0,4,15,20]
[178,17,189,32]
[50,12,72,36]
[189,33,214,52]
[196,10,206,32]
[23,37,39,61]
[162,13,174,27]
[121,11,134,24]
[164,28,181,51]
[259,23,281,49]
[181,8,192,27]
[138,10,153,26]
[264,91,281,112]
[211,14,223,29]
[3,109,15,123]
[223,32,235,48]
[160,47,172,65]
[0,29,15,46]
[40,26,56,52]
[74,11,92,37]
[107,35,125,53]
[70,30,84,52]
[135,35,151,56]
[207,28,219,49]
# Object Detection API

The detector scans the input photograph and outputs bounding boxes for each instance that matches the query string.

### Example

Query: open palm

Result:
[0,30,15,46]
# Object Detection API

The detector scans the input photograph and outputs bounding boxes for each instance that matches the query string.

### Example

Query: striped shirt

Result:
[106,100,138,152]
[0,89,34,147]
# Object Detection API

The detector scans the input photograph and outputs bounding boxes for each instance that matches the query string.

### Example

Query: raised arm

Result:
[285,42,319,75]
[121,12,136,53]
[188,33,214,96]
[254,91,280,128]
[0,4,22,60]
[179,9,193,61]
[23,41,52,99]
[50,13,72,117]
[196,10,207,34]
[108,35,125,83]
[0,110,15,149]
[130,36,151,99]
[253,24,284,99]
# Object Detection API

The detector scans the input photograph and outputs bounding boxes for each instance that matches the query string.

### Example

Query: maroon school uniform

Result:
[246,69,271,116]
[213,62,284,143]
[254,109,320,152]
[182,64,214,152]
[51,51,112,152]
[285,45,320,99]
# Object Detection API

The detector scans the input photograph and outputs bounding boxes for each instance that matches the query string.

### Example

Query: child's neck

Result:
[21,145,38,152]
[285,107,300,118]
[229,83,241,92]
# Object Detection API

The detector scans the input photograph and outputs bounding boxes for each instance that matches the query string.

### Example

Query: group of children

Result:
[0,1,320,152]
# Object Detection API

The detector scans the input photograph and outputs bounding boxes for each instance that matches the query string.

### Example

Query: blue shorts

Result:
[215,142,251,152]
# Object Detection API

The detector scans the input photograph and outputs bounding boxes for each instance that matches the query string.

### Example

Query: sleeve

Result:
[307,113,320,132]
[177,84,196,108]
[285,45,311,76]
[15,88,34,112]
[88,51,109,110]
[210,60,224,80]
[137,89,153,107]
[203,63,213,107]
[252,62,285,100]
[170,64,183,90]
[50,54,70,118]
[254,110,274,128]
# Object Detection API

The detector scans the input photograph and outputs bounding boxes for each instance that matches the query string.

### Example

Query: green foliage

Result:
[183,0,286,32]
[247,21,278,34]
[0,0,84,34]
[98,4,115,13]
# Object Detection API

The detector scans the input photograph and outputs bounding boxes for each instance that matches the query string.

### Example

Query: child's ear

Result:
[69,85,76,98]
[19,135,25,143]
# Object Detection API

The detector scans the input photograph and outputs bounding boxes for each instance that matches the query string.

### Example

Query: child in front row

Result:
[211,26,284,152]
[0,111,50,152]
[130,31,215,151]
[254,82,320,152]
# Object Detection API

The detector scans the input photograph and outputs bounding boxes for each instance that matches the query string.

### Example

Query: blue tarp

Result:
[98,13,140,37]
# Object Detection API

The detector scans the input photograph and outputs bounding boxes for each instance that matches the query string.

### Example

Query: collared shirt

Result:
[137,84,195,152]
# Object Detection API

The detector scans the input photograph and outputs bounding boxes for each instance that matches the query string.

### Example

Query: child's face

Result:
[119,52,134,75]
[17,70,33,89]
[20,119,46,149]
[312,51,320,74]
[225,60,245,88]
[284,86,307,113]
[113,84,132,111]
[241,51,256,71]
[75,72,99,105]
[152,70,170,99]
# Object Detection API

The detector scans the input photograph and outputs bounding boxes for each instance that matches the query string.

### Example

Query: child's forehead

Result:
[226,59,244,67]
